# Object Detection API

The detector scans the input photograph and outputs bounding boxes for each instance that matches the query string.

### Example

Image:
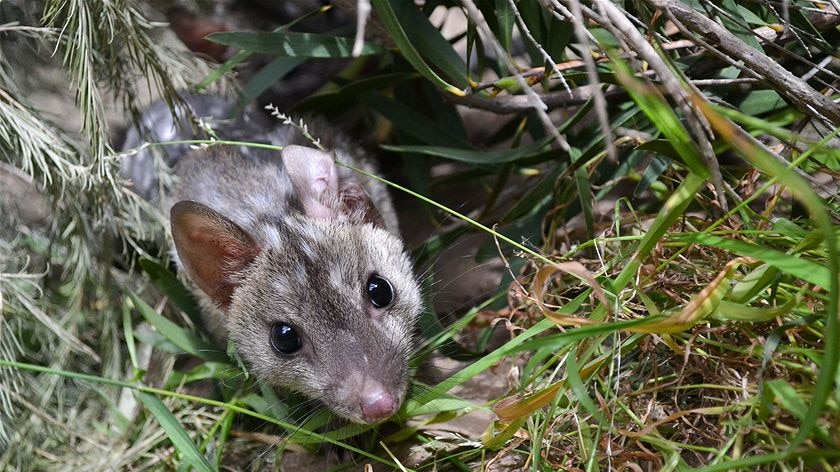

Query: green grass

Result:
[1,0,839,470]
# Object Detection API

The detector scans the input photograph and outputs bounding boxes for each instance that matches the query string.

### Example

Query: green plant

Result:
[1,0,838,470]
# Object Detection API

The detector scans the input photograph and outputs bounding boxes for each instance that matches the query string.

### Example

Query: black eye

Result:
[270,323,302,355]
[367,275,394,308]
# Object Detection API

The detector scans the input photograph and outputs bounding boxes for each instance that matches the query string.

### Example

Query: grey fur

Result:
[124,94,421,423]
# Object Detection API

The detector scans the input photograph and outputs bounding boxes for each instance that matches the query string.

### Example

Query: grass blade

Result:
[671,233,831,290]
[381,137,553,164]
[139,258,202,327]
[136,392,215,472]
[127,291,228,363]
[691,95,839,450]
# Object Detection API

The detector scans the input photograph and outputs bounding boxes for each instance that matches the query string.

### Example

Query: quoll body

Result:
[123,95,423,423]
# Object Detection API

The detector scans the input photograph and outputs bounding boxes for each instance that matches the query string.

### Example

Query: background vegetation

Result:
[1,0,838,470]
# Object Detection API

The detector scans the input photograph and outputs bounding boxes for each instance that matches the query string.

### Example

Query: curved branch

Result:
[449,84,625,114]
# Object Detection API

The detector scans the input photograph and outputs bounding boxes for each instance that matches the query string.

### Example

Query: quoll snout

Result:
[362,391,396,424]
[357,378,398,424]
[333,368,403,424]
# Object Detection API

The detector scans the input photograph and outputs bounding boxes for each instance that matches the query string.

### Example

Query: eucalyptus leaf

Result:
[207,31,383,57]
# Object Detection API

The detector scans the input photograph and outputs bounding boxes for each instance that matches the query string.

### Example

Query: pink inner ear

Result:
[171,201,259,309]
[185,228,258,308]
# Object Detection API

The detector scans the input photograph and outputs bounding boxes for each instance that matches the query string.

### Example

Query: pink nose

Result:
[361,390,397,423]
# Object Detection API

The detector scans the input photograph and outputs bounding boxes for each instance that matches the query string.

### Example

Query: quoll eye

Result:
[270,322,302,355]
[367,274,394,308]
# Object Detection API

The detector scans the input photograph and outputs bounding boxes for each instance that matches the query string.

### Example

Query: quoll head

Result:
[170,145,422,424]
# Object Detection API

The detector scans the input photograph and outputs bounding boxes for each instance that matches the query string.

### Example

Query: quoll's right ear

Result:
[282,145,338,219]
[282,144,384,227]
[170,201,259,309]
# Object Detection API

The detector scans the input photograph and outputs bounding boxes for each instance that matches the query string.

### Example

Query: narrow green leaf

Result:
[122,300,139,370]
[240,56,306,106]
[735,4,766,26]
[127,291,228,363]
[407,396,481,416]
[514,316,667,352]
[544,17,573,64]
[381,136,553,164]
[296,72,416,112]
[90,385,131,434]
[765,380,808,420]
[494,0,515,51]
[570,146,595,241]
[714,298,795,322]
[515,0,549,64]
[0,360,397,467]
[403,318,554,415]
[207,31,383,57]
[694,98,839,449]
[566,353,606,424]
[738,90,788,117]
[720,0,764,51]
[362,92,474,148]
[167,362,238,386]
[415,289,494,362]
[614,173,708,290]
[613,57,709,178]
[633,154,669,197]
[636,139,682,161]
[483,418,527,450]
[727,263,779,303]
[391,0,469,88]
[198,49,251,90]
[136,393,215,472]
[197,4,333,89]
[370,0,464,95]
[139,258,202,327]
[671,233,831,290]
[694,451,840,472]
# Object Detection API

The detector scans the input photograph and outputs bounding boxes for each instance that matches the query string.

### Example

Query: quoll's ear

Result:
[282,145,339,219]
[282,144,384,226]
[171,201,259,309]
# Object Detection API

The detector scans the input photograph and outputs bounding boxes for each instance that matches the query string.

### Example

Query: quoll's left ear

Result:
[170,200,260,309]
[282,144,384,226]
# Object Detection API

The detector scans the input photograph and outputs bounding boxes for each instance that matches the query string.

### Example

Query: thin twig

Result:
[507,0,571,95]
[352,0,371,57]
[461,0,571,151]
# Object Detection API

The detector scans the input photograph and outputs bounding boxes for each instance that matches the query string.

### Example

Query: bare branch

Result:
[648,0,840,126]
